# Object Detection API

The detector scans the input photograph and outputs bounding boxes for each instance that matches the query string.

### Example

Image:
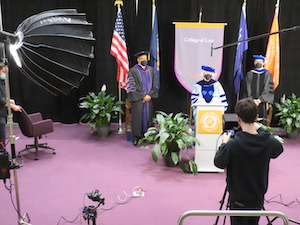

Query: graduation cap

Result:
[201,65,215,73]
[134,51,150,58]
[252,55,266,61]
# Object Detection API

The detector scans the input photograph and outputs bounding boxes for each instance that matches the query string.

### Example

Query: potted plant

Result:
[79,85,124,137]
[256,122,285,144]
[139,111,199,175]
[275,93,300,139]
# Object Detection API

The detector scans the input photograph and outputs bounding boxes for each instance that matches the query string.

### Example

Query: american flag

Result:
[110,8,129,89]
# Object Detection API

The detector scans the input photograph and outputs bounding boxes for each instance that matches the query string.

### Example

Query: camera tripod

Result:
[214,187,272,225]
[214,186,230,225]
[214,187,300,225]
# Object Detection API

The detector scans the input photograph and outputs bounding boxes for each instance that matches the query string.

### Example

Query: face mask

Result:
[141,60,148,66]
[254,63,263,69]
[0,73,6,80]
[203,74,212,81]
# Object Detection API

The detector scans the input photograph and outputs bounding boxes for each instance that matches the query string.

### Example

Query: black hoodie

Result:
[214,130,283,203]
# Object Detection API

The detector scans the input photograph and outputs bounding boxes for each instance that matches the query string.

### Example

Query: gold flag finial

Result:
[152,0,156,5]
[114,0,124,6]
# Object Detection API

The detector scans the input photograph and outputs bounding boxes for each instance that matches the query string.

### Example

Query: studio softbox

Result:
[5,9,95,95]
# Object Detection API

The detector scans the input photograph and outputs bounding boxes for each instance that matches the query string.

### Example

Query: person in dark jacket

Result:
[214,98,283,225]
[0,63,22,150]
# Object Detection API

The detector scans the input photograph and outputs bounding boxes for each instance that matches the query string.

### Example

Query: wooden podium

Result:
[192,103,225,172]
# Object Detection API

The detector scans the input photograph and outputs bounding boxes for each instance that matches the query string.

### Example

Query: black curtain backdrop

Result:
[1,0,300,124]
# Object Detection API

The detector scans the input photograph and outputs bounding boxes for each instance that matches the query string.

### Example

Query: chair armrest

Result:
[32,119,54,137]
[29,113,43,123]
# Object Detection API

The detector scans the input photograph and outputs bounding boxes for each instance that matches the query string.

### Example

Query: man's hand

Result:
[11,105,22,112]
[253,99,261,106]
[143,95,151,102]
[10,99,15,105]
[222,132,231,144]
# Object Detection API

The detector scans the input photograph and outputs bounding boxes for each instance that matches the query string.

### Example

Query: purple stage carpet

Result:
[0,123,299,225]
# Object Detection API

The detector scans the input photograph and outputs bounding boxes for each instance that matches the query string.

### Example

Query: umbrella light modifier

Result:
[6,9,95,95]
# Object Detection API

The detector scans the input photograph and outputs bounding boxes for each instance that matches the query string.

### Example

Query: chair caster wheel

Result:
[34,157,39,160]
[53,151,56,155]
[18,154,21,158]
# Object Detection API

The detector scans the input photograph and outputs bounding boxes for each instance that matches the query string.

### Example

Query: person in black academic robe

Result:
[242,55,274,121]
[126,51,158,146]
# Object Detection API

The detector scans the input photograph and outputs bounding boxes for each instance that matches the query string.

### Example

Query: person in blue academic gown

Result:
[191,66,228,115]
[126,51,158,146]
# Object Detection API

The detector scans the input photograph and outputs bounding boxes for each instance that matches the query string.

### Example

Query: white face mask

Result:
[0,73,6,80]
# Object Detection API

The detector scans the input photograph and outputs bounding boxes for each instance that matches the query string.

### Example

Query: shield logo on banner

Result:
[174,23,225,93]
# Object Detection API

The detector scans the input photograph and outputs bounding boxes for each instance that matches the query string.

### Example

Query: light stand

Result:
[5,64,24,224]
[0,1,29,224]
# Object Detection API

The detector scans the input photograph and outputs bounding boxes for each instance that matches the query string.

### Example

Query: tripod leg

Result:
[214,187,228,225]
[263,206,273,225]
[222,198,231,225]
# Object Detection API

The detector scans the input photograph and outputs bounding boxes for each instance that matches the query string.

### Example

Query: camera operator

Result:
[0,63,21,150]
[214,98,283,225]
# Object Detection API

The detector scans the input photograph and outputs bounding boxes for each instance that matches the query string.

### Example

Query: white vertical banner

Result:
[174,23,225,93]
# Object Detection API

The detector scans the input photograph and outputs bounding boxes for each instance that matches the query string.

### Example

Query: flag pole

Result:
[135,0,139,16]
[199,7,202,23]
[152,0,155,26]
[114,0,125,134]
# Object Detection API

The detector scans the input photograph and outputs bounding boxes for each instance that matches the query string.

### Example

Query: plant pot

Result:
[287,129,299,139]
[96,124,110,137]
[163,142,180,167]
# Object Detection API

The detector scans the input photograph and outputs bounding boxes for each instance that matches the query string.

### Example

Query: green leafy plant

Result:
[275,93,300,134]
[139,111,199,175]
[79,85,124,132]
[256,122,285,143]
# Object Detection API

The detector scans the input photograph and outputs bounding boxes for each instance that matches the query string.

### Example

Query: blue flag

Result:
[233,2,248,94]
[149,4,160,91]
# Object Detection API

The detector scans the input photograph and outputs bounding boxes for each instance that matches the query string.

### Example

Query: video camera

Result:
[82,189,105,225]
[224,126,241,138]
[87,189,105,205]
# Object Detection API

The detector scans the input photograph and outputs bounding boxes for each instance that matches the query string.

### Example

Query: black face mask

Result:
[255,63,263,69]
[204,74,212,80]
[141,60,148,66]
